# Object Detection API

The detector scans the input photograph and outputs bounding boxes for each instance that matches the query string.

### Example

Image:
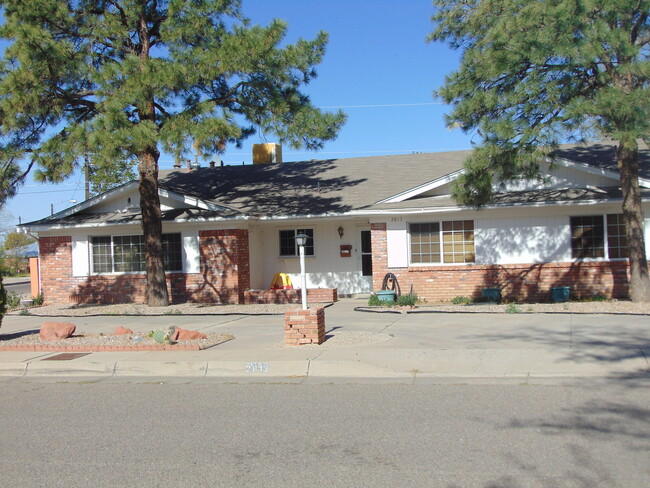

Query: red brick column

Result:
[39,236,72,304]
[284,307,326,345]
[194,229,250,303]
[370,223,388,293]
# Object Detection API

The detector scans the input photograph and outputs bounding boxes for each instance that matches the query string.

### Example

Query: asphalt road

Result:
[1,378,649,487]
[2,277,31,298]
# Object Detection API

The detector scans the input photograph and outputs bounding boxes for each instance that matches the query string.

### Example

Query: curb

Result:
[1,358,647,379]
[0,344,201,352]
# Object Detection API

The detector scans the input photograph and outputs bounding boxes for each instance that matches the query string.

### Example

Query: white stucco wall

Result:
[381,203,650,267]
[255,220,372,295]
[475,214,571,264]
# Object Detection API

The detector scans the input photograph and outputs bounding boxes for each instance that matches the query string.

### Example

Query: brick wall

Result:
[39,237,73,304]
[284,307,326,345]
[371,223,635,302]
[40,229,251,305]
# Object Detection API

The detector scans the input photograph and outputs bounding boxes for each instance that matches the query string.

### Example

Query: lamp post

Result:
[294,233,309,310]
[50,199,78,215]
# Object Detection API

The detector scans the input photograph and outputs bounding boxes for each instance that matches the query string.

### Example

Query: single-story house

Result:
[18,141,650,305]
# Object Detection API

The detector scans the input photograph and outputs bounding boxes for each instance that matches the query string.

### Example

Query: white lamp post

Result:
[294,233,309,310]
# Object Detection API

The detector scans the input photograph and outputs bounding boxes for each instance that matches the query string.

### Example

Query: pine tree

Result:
[0,0,345,306]
[430,0,650,301]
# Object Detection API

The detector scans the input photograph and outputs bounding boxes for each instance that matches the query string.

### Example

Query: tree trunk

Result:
[617,138,650,302]
[138,147,170,307]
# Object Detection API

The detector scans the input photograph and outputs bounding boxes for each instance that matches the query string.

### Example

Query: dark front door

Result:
[361,230,373,277]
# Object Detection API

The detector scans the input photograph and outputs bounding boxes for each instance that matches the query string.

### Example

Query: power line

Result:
[318,102,444,109]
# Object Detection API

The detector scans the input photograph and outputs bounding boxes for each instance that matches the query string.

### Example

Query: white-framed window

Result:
[279,228,314,257]
[409,220,475,264]
[90,233,183,273]
[570,214,628,259]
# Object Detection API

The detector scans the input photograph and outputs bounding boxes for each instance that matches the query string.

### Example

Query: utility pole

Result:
[84,152,90,200]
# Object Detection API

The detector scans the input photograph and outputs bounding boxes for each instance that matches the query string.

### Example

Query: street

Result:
[1,378,649,487]
[2,277,31,298]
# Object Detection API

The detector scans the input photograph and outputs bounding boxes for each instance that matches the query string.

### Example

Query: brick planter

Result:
[284,307,326,346]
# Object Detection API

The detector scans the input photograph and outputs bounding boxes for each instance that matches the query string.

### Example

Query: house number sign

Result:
[245,362,269,373]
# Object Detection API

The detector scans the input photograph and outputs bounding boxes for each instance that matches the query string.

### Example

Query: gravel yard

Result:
[7,302,296,317]
[6,298,650,316]
[379,300,650,314]
[0,331,234,349]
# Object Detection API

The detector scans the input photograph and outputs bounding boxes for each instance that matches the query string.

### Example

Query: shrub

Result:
[5,291,21,309]
[505,302,521,314]
[368,294,382,306]
[451,296,472,305]
[32,293,44,306]
[396,294,418,307]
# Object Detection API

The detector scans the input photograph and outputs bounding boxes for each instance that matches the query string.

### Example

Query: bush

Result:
[396,293,418,307]
[505,302,521,314]
[451,296,472,305]
[368,294,382,306]
[32,293,44,306]
[5,291,21,309]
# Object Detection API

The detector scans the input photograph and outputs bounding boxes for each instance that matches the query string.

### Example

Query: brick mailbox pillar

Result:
[284,307,326,345]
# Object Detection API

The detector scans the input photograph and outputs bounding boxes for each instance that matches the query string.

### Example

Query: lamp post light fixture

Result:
[51,199,78,216]
[294,233,309,310]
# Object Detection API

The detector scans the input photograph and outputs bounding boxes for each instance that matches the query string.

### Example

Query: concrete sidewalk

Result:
[0,299,649,381]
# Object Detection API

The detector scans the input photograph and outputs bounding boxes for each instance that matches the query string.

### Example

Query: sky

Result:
[2,0,476,228]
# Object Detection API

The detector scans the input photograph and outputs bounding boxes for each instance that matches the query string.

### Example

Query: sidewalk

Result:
[0,299,648,381]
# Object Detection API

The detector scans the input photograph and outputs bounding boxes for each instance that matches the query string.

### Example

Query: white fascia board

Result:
[20,215,257,233]
[157,188,236,213]
[349,198,629,217]
[375,169,466,204]
[47,181,140,221]
[550,156,650,188]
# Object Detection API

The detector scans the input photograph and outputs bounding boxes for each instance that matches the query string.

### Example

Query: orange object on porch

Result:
[270,273,293,289]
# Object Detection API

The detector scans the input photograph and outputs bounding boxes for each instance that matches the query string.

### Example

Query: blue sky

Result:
[3,0,475,228]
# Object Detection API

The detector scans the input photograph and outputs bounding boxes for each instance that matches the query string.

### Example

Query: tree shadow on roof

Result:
[160,160,367,215]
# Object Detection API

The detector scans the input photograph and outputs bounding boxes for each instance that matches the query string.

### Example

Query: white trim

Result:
[71,235,90,277]
[49,181,139,221]
[158,188,237,213]
[550,156,650,188]
[376,169,465,204]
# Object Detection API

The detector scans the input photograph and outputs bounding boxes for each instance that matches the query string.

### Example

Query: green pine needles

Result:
[0,0,346,305]
[430,0,650,301]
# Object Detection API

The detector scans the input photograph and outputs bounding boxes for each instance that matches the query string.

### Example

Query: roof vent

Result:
[253,143,282,164]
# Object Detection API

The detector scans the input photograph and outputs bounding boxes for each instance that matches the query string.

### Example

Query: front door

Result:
[360,230,373,277]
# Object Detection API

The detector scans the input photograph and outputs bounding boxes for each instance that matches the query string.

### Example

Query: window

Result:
[410,220,475,264]
[570,214,627,259]
[606,214,628,259]
[279,228,314,257]
[91,234,183,273]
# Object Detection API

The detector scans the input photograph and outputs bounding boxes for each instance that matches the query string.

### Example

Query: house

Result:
[18,141,650,305]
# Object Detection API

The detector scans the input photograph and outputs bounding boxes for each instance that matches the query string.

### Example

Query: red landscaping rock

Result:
[173,327,207,341]
[40,322,76,341]
[114,326,134,336]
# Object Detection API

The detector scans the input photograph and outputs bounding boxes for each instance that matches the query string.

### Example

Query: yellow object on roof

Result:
[270,272,293,289]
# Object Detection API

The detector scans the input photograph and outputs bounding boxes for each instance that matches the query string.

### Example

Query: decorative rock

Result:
[114,326,134,336]
[172,327,207,341]
[40,322,76,341]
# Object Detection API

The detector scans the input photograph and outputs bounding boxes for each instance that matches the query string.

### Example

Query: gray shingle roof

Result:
[22,142,649,227]
[158,151,473,216]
